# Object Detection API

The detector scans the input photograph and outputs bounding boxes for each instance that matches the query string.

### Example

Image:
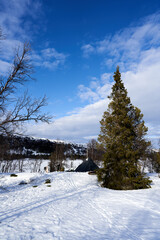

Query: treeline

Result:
[146,150,160,174]
[0,134,159,174]
[0,135,88,160]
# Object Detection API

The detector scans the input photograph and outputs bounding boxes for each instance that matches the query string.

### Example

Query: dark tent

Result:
[75,158,99,172]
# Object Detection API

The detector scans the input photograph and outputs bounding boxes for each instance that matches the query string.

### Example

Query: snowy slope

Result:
[0,172,160,240]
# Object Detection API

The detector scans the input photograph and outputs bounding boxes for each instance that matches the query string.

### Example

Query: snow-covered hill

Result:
[0,172,160,240]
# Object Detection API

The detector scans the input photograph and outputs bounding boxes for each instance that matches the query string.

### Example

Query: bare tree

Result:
[50,143,65,171]
[0,41,52,135]
[87,138,104,165]
[87,139,97,160]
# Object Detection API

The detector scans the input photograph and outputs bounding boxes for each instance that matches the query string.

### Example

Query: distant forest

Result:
[0,135,103,162]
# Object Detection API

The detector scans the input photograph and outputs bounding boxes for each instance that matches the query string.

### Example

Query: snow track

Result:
[0,172,160,240]
[85,198,143,240]
[0,185,93,224]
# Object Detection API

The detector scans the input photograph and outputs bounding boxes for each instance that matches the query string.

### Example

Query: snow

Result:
[64,159,83,171]
[0,159,84,173]
[0,172,160,239]
[0,159,50,173]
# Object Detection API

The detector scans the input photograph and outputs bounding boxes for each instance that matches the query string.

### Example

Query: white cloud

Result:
[0,0,43,73]
[77,73,112,102]
[32,48,68,70]
[27,42,160,144]
[41,48,66,60]
[78,84,100,102]
[0,39,24,75]
[0,0,42,40]
[122,59,160,123]
[81,12,160,70]
[80,43,160,126]
[103,58,114,68]
[26,99,109,143]
[0,60,11,74]
[100,73,112,83]
[81,44,95,58]
[0,39,23,61]
[78,82,112,103]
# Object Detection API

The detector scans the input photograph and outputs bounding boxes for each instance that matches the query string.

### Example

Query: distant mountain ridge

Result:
[0,135,87,160]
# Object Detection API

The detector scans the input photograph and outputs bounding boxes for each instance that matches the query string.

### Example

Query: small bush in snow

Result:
[10,174,18,177]
[45,179,51,184]
[19,181,28,185]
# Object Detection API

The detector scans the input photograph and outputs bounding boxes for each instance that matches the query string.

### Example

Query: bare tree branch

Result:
[0,43,33,98]
[0,39,52,136]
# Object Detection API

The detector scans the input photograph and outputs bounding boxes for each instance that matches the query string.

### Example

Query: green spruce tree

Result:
[97,66,151,190]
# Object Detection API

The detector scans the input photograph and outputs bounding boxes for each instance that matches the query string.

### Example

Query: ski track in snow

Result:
[66,174,141,240]
[84,198,143,240]
[0,185,93,224]
[0,172,160,240]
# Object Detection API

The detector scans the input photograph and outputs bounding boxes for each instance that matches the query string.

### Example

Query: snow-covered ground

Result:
[0,172,160,240]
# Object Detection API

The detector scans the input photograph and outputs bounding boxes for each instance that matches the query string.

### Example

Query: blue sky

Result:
[0,0,160,145]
